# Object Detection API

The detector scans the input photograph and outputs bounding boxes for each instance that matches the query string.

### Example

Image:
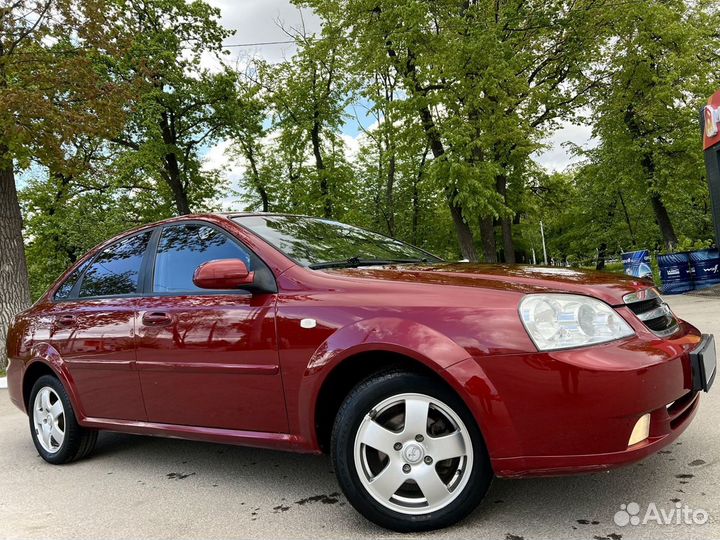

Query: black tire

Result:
[331,370,492,532]
[28,375,98,464]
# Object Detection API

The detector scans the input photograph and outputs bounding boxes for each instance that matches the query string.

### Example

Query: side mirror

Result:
[193,259,254,290]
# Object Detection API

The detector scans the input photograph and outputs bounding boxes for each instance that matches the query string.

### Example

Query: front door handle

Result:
[56,314,76,327]
[141,312,173,326]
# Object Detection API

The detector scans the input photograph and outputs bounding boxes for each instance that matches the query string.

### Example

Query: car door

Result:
[48,230,152,421]
[134,221,288,433]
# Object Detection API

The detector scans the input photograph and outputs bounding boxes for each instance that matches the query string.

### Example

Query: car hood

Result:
[325,263,653,306]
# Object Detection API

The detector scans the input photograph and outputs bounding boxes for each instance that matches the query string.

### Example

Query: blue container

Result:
[689,249,720,290]
[621,250,653,278]
[657,253,694,294]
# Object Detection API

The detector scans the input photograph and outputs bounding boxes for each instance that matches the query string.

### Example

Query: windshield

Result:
[234,215,443,268]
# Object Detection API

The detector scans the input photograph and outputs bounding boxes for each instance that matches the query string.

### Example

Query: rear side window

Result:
[54,259,92,300]
[78,231,152,298]
[153,224,252,293]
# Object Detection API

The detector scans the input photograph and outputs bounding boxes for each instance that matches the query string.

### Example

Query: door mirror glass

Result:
[193,259,254,290]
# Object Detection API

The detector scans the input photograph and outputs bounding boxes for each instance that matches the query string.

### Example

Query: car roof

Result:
[162,211,327,221]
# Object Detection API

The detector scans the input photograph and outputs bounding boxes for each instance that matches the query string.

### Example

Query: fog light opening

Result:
[628,414,651,447]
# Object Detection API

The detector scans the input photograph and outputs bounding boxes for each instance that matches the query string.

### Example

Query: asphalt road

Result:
[0,294,718,540]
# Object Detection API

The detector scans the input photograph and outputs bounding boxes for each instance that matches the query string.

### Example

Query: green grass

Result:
[602,262,626,274]
[0,368,6,378]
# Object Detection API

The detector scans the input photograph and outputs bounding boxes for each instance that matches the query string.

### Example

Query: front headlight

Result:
[519,294,634,351]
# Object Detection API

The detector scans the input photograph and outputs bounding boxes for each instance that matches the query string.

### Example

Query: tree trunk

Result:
[162,157,191,215]
[159,112,191,215]
[641,152,677,250]
[618,190,637,247]
[385,44,478,261]
[596,242,607,271]
[479,217,497,263]
[495,174,515,263]
[0,153,31,369]
[310,113,332,219]
[624,105,678,250]
[650,191,678,250]
[448,203,478,261]
[417,105,478,261]
[243,142,269,212]
[385,144,396,238]
[412,147,428,246]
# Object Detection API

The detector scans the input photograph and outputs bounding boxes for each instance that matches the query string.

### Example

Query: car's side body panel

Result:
[43,298,145,421]
[272,264,536,448]
[6,302,142,421]
[134,292,288,433]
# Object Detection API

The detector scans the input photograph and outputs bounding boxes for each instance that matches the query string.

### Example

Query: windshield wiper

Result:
[309,257,428,270]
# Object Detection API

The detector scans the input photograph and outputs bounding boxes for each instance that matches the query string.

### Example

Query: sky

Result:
[202,0,595,189]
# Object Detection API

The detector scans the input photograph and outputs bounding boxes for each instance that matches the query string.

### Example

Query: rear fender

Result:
[24,343,86,419]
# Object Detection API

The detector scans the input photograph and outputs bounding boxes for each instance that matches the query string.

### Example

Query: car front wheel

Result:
[28,375,98,464]
[331,370,492,532]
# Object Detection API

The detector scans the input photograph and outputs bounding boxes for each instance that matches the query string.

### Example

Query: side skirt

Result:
[80,416,320,454]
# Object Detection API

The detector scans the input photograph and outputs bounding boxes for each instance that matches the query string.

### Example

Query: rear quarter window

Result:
[54,259,92,301]
[78,231,152,298]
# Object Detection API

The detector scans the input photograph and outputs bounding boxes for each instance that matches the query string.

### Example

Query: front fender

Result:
[297,317,482,449]
[306,317,473,375]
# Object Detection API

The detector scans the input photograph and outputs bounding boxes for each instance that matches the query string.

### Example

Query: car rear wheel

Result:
[331,370,492,532]
[28,375,98,464]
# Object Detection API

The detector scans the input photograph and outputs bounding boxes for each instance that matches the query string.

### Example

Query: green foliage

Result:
[7,0,720,301]
[105,0,238,214]
[519,0,719,264]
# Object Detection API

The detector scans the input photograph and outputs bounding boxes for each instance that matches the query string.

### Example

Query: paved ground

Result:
[0,294,718,540]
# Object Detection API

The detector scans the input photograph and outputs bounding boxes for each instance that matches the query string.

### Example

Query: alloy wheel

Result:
[32,386,65,454]
[353,392,473,515]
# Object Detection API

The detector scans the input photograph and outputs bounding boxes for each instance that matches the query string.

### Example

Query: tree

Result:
[242,22,354,219]
[0,0,132,368]
[589,0,719,251]
[107,0,237,215]
[300,0,614,262]
[226,78,271,212]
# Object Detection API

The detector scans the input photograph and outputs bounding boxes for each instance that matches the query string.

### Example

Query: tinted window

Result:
[78,232,151,297]
[153,224,252,293]
[54,259,92,300]
[234,215,442,267]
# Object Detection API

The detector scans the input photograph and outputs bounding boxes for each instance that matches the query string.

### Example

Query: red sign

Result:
[704,91,720,150]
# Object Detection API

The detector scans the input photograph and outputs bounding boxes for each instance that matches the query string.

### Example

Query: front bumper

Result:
[446,320,711,478]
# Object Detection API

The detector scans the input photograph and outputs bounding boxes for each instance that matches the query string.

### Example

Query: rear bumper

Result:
[6,358,24,413]
[446,320,706,478]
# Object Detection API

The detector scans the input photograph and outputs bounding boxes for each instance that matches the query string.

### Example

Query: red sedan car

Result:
[6,213,716,531]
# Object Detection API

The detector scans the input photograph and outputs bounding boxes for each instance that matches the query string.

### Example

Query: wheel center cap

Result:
[402,442,425,464]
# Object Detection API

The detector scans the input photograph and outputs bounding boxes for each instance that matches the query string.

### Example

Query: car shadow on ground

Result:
[87,431,709,538]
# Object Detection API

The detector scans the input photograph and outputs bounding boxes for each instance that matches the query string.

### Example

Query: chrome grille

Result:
[623,288,679,338]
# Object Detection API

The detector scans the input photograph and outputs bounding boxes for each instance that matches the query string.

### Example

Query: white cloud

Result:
[340,132,362,161]
[203,138,245,177]
[532,119,598,172]
[207,0,321,66]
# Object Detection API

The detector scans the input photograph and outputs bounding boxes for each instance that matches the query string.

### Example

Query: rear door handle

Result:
[56,314,76,327]
[141,312,173,326]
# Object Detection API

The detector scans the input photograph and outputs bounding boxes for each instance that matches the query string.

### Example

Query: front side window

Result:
[78,231,152,298]
[153,224,252,293]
